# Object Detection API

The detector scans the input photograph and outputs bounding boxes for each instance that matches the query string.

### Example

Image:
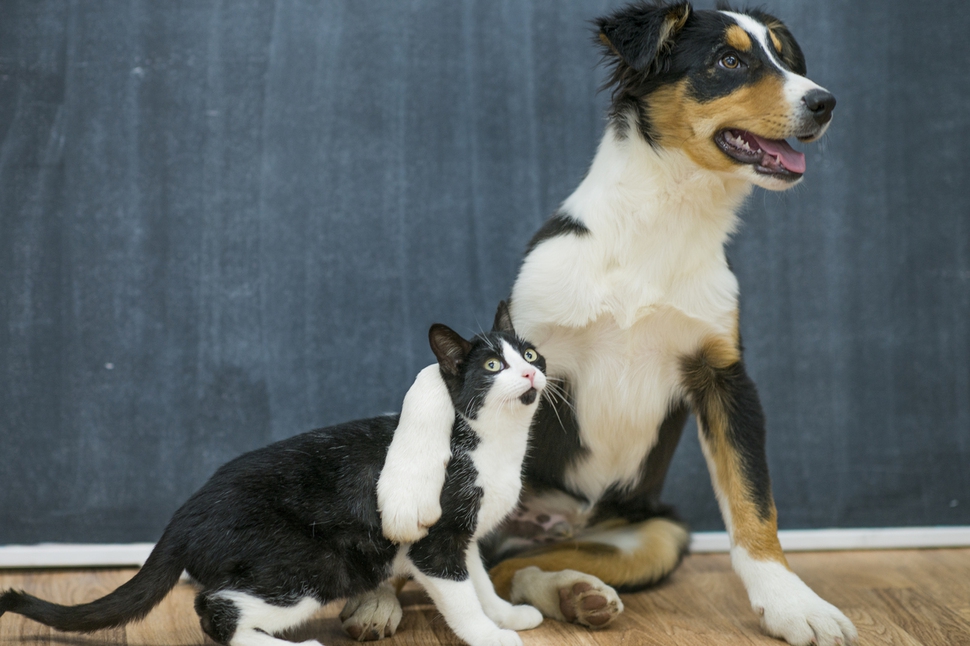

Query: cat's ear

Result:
[492,300,515,336]
[429,324,472,376]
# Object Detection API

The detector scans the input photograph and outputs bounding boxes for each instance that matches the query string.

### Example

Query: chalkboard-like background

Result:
[1,0,967,544]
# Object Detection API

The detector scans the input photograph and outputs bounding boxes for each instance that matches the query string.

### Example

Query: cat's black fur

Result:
[0,303,545,645]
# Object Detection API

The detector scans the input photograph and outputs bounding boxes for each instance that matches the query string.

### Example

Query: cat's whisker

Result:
[541,390,568,433]
[542,380,575,413]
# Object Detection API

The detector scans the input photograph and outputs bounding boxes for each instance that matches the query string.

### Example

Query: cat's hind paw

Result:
[339,583,402,641]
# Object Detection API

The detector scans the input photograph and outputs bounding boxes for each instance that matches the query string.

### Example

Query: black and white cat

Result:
[0,303,546,646]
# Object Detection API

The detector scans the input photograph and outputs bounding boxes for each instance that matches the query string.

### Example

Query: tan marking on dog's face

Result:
[726,25,752,52]
[646,75,791,174]
[768,28,784,54]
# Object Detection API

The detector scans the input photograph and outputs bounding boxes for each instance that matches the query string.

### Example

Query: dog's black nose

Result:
[803,89,836,125]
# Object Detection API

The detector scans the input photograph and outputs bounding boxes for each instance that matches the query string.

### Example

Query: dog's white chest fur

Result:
[511,127,751,500]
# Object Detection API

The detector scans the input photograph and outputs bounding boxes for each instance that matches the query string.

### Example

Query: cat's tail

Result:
[0,532,184,632]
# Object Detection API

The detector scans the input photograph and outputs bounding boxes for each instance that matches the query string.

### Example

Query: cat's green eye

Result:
[523,349,538,363]
[484,358,502,372]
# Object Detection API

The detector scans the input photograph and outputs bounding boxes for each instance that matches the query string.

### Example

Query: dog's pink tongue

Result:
[751,134,806,174]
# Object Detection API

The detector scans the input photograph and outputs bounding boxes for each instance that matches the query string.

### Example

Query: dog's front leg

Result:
[682,337,857,646]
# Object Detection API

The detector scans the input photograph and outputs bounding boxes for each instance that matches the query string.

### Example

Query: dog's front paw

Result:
[737,553,857,646]
[756,591,857,646]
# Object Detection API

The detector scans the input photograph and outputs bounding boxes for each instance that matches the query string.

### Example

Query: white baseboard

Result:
[690,526,970,553]
[0,543,155,568]
[0,527,968,568]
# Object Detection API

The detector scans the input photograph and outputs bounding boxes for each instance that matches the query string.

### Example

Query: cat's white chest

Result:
[467,419,531,538]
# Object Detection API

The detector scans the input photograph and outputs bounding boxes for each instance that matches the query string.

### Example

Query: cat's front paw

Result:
[378,487,441,543]
[339,583,402,641]
[471,628,523,646]
[494,604,543,631]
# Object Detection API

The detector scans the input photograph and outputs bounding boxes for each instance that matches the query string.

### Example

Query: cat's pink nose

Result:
[522,368,535,385]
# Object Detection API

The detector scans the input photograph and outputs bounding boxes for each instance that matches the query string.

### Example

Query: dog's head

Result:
[596,1,834,190]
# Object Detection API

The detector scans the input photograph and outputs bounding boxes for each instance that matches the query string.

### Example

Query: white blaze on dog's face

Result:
[598,3,835,191]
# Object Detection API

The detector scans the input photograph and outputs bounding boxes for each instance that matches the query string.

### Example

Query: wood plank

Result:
[2,550,970,646]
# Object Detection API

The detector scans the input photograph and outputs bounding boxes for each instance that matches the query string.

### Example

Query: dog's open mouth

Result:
[715,129,806,180]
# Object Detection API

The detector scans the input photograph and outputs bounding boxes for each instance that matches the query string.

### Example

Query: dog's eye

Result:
[484,358,502,372]
[719,53,742,69]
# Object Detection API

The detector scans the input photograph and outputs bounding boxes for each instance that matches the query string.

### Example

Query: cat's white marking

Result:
[467,542,543,631]
[466,340,546,536]
[410,570,525,646]
[378,364,454,543]
[211,591,321,646]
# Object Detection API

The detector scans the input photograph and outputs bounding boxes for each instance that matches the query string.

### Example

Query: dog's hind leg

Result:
[488,516,689,628]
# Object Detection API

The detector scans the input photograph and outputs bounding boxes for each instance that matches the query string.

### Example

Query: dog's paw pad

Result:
[558,581,621,628]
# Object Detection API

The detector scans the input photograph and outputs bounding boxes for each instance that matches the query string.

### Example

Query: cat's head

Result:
[429,301,547,420]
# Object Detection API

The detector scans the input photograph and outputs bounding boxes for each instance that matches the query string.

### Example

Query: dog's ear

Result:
[596,2,691,74]
[491,300,515,336]
[746,9,806,75]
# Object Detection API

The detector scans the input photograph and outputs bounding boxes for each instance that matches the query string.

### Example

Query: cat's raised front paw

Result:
[378,487,441,543]
[339,583,402,641]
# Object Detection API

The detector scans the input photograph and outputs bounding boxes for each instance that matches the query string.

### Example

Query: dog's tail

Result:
[0,532,183,632]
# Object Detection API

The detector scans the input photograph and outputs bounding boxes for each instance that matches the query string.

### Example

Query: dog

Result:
[364,3,857,646]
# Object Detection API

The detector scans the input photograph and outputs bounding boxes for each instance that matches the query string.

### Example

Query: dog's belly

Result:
[524,305,720,503]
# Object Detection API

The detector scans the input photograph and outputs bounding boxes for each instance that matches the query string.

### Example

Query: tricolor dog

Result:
[362,3,856,646]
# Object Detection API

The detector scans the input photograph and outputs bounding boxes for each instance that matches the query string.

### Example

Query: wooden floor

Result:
[1,549,968,646]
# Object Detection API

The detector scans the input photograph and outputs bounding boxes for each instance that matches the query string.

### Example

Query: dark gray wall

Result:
[1,0,967,544]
